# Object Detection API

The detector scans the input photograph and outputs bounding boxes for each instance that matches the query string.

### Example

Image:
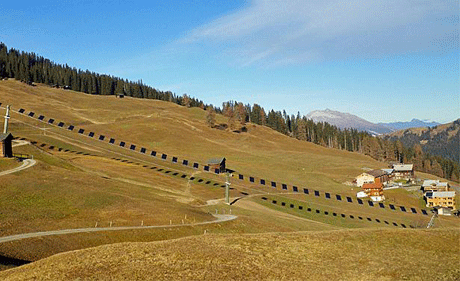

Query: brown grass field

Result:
[0,79,459,279]
[1,228,459,280]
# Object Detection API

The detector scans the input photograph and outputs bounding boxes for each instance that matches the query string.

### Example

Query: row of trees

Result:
[0,43,208,108]
[1,42,458,181]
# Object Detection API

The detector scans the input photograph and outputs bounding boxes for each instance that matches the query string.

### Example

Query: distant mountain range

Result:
[378,119,440,131]
[306,109,441,135]
[385,119,460,163]
[306,109,392,135]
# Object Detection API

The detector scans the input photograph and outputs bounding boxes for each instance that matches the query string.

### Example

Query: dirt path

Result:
[0,159,36,176]
[11,140,30,147]
[0,214,237,244]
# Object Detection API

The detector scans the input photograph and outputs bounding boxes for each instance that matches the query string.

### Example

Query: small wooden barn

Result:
[0,133,13,158]
[206,157,226,173]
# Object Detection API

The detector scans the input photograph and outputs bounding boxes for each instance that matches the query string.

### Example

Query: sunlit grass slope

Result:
[1,228,458,281]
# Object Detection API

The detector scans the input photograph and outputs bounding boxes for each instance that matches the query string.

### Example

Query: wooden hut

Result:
[0,133,13,158]
[206,157,226,173]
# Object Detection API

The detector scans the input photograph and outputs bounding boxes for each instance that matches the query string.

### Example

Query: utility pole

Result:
[3,105,10,134]
[225,173,231,204]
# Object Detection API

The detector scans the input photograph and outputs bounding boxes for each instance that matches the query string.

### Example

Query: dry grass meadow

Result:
[0,79,459,279]
[1,228,459,280]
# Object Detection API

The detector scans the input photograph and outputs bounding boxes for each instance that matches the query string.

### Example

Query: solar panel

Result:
[401,224,406,228]
[140,147,146,153]
[68,125,74,131]
[108,138,114,144]
[367,217,372,221]
[379,203,385,208]
[172,157,178,163]
[161,154,167,160]
[204,166,209,171]
[182,160,188,165]
[271,181,276,187]
[249,177,254,183]
[421,210,428,215]
[293,186,298,192]
[272,200,277,204]
[38,115,45,120]
[119,141,125,147]
[336,194,342,200]
[48,119,54,124]
[347,197,353,203]
[298,206,303,210]
[341,214,346,218]
[325,193,331,199]
[282,184,287,190]
[368,201,374,207]
[281,202,286,206]
[193,163,199,169]
[214,169,220,174]
[89,132,95,137]
[58,122,64,127]
[239,174,243,180]
[303,188,309,194]
[314,190,320,197]
[349,215,354,219]
[410,208,417,214]
[28,112,35,117]
[400,206,406,212]
[316,209,320,213]
[99,135,105,141]
[78,129,85,134]
[375,219,381,223]
[130,144,136,150]
[260,179,265,185]
[18,108,25,113]
[389,204,396,210]
[357,199,363,204]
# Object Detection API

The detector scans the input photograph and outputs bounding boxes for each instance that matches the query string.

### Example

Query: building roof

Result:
[0,133,13,141]
[422,180,439,187]
[367,169,387,178]
[382,169,394,175]
[392,164,414,172]
[426,191,456,198]
[206,157,226,165]
[362,182,383,190]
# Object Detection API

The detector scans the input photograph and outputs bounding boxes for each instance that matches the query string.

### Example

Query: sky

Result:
[1,0,458,123]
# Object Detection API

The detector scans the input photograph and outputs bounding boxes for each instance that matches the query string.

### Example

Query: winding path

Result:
[0,214,237,243]
[0,159,36,176]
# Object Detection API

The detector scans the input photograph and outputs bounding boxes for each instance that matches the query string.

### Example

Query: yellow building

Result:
[425,191,456,210]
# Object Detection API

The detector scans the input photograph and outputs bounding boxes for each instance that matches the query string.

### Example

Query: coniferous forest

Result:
[0,43,458,181]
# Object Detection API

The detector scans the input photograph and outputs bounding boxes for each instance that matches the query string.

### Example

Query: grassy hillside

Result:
[0,79,458,277]
[1,228,459,280]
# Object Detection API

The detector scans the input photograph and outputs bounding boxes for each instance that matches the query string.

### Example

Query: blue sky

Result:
[1,0,458,123]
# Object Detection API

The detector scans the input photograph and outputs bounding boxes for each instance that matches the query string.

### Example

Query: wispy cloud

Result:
[179,0,458,67]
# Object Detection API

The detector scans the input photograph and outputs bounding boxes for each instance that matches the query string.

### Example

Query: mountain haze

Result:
[306,109,392,135]
[379,119,441,131]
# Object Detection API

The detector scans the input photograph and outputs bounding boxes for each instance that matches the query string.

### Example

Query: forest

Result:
[0,42,458,181]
